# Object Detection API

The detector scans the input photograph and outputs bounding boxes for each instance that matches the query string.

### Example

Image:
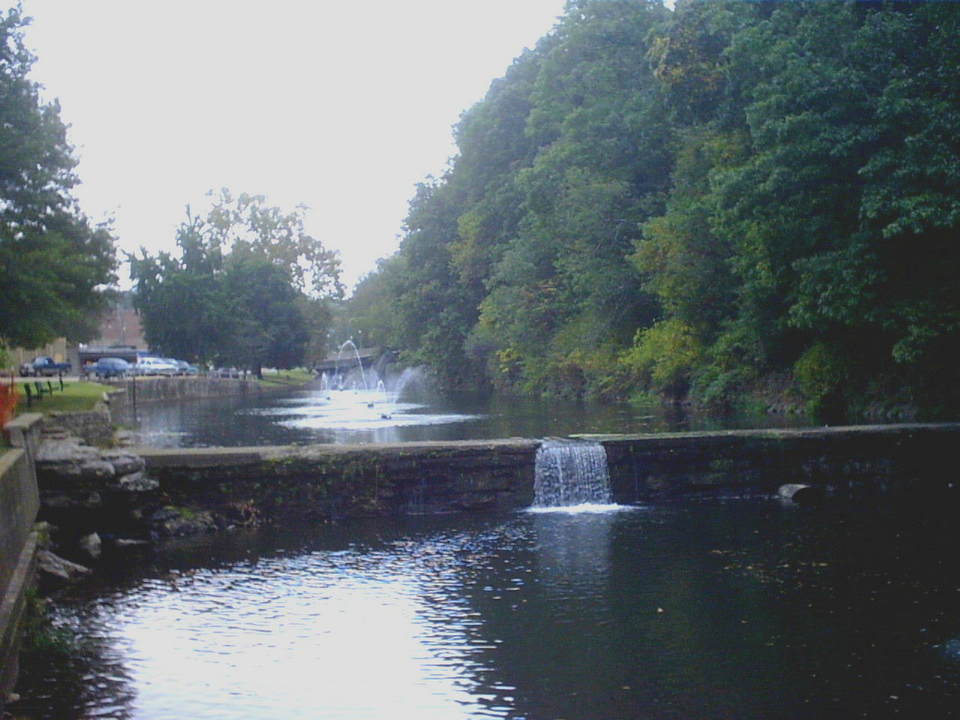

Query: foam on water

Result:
[526,503,636,515]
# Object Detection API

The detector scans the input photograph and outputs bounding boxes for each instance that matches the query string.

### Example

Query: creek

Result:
[18,382,957,719]
[114,385,806,448]
[17,499,960,719]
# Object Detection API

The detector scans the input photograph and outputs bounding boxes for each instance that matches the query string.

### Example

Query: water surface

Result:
[17,499,960,719]
[116,386,808,447]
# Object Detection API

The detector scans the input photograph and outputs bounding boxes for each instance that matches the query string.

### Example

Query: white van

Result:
[136,357,178,376]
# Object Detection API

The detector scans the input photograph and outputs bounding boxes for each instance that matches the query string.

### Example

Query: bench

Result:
[23,375,66,407]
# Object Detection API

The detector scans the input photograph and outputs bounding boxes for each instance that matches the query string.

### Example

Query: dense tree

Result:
[0,5,116,350]
[129,213,230,363]
[131,193,341,374]
[343,0,960,418]
[221,251,309,376]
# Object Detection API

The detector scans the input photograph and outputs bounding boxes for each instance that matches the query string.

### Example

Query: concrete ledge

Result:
[136,438,541,520]
[2,414,43,454]
[591,422,960,501]
[0,531,37,699]
[0,450,39,599]
[125,423,960,520]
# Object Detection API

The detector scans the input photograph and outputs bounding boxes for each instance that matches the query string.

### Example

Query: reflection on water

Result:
[17,500,960,719]
[116,385,810,448]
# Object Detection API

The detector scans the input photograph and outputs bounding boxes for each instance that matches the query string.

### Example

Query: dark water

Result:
[115,386,809,448]
[16,499,960,719]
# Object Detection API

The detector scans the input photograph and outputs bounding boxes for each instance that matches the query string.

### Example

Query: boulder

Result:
[79,460,116,481]
[151,506,218,538]
[37,550,92,588]
[102,451,146,477]
[113,472,159,493]
[42,490,102,510]
[78,532,102,560]
[777,483,825,505]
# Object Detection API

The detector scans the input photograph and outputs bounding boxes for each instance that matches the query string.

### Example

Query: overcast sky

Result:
[21,0,567,293]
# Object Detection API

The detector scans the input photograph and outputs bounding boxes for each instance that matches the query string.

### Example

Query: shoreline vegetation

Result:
[335,1,960,424]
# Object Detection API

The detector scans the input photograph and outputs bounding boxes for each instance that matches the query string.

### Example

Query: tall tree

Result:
[131,193,341,373]
[0,5,116,349]
[340,0,960,416]
[221,251,309,376]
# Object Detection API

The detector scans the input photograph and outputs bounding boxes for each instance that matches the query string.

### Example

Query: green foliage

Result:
[336,0,960,416]
[0,6,117,348]
[621,318,703,398]
[793,342,848,417]
[22,589,79,658]
[131,193,341,371]
[221,252,309,373]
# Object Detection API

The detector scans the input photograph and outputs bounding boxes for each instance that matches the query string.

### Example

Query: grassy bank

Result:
[256,369,315,388]
[15,380,112,415]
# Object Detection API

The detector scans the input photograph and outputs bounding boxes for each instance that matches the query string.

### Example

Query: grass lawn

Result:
[15,380,113,415]
[256,369,316,387]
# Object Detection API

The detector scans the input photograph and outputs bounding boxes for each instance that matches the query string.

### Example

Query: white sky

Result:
[21,0,567,293]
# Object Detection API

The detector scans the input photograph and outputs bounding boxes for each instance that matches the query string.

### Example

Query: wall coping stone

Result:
[133,438,542,470]
[578,422,960,445]
[3,414,43,449]
[0,448,22,477]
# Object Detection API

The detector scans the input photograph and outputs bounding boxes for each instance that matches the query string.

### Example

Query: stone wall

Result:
[105,376,264,414]
[26,422,960,556]
[0,414,42,700]
[42,404,113,447]
[140,440,539,524]
[597,423,960,502]
[130,423,960,525]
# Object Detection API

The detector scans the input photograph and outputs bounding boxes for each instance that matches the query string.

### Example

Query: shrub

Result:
[620,319,703,399]
[793,342,848,417]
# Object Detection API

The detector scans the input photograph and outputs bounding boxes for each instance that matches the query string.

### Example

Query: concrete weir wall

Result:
[140,439,540,521]
[135,423,960,523]
[0,414,42,699]
[597,423,960,502]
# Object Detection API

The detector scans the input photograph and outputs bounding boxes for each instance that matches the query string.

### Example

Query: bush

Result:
[793,342,848,417]
[620,319,703,399]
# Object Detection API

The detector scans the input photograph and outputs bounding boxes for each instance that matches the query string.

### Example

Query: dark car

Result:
[93,357,130,379]
[20,356,72,377]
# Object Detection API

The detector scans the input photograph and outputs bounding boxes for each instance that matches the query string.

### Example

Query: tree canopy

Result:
[339,0,960,418]
[130,192,342,374]
[0,5,116,350]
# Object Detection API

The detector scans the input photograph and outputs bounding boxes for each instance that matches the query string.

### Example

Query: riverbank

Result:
[103,371,316,416]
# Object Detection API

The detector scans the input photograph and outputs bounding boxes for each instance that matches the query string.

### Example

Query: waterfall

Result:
[533,439,613,508]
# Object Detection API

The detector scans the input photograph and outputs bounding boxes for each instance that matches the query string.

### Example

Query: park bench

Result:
[23,375,66,407]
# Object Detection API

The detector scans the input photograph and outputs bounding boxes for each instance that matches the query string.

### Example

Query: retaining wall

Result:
[0,414,42,700]
[139,439,540,522]
[42,405,113,447]
[105,376,264,414]
[596,423,960,502]
[132,423,960,524]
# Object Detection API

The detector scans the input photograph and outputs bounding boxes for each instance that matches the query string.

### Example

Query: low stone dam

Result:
[126,422,960,525]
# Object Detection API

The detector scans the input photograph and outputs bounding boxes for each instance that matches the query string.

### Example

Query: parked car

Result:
[93,357,130,379]
[19,356,72,377]
[211,366,241,379]
[175,360,199,375]
[135,357,178,376]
